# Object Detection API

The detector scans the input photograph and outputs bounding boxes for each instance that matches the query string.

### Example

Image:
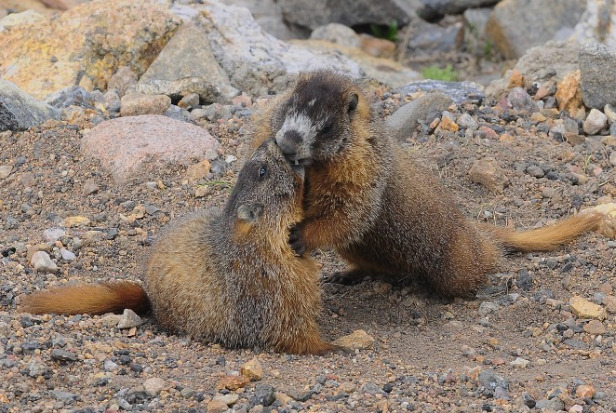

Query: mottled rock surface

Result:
[81,115,220,182]
[0,79,60,131]
[580,41,616,109]
[486,0,586,59]
[191,1,362,96]
[136,23,238,104]
[278,0,420,30]
[0,0,179,99]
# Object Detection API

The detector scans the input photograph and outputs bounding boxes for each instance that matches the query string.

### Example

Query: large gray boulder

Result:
[278,0,421,31]
[137,23,238,104]
[486,0,587,59]
[510,41,580,85]
[386,93,454,141]
[219,0,303,39]
[310,23,361,49]
[418,0,501,22]
[485,41,580,99]
[291,38,421,88]
[570,0,616,49]
[187,1,362,97]
[405,19,464,59]
[579,42,616,109]
[0,79,60,132]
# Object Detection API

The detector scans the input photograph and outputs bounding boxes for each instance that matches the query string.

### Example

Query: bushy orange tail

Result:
[21,281,150,316]
[484,212,603,253]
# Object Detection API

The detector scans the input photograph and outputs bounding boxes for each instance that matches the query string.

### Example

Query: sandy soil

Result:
[1,95,615,412]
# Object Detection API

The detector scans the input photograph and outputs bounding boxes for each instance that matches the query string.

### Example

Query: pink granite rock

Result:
[81,115,220,183]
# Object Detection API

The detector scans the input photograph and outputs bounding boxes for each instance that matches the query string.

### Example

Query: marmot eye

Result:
[259,165,267,177]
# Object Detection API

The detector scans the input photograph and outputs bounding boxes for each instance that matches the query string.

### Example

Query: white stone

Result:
[31,251,59,273]
[478,301,499,316]
[510,357,530,368]
[117,309,144,329]
[43,228,66,242]
[104,360,118,371]
[457,113,479,132]
[213,393,239,406]
[604,104,616,124]
[59,248,77,261]
[583,108,608,135]
[143,377,166,397]
[0,165,12,179]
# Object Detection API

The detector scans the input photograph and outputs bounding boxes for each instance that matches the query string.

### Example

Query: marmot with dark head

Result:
[22,140,338,355]
[252,70,605,298]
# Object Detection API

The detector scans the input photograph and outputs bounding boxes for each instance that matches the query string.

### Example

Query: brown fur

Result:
[252,70,604,298]
[21,281,149,315]
[21,140,338,355]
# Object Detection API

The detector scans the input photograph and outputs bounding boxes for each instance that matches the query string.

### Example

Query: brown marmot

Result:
[22,140,338,355]
[252,70,605,298]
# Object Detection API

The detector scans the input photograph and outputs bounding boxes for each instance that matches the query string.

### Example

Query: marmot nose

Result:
[277,130,303,156]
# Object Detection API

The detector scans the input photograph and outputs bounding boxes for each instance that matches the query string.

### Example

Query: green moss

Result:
[421,64,458,82]
[370,20,398,42]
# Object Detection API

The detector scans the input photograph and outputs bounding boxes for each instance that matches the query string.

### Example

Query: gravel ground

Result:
[1,89,616,412]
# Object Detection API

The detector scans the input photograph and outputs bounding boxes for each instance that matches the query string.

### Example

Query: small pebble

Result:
[583,108,608,135]
[207,399,229,413]
[143,377,166,397]
[120,93,171,116]
[59,248,76,261]
[30,251,59,273]
[27,358,50,377]
[526,165,545,178]
[478,301,499,317]
[570,296,607,320]
[117,309,143,329]
[218,375,249,391]
[333,329,374,350]
[104,360,118,372]
[0,165,12,179]
[251,384,276,407]
[241,357,263,381]
[575,384,595,398]
[51,349,78,362]
[510,357,530,368]
[180,387,195,398]
[178,93,200,110]
[43,228,66,242]
[213,393,239,406]
[583,319,606,335]
[457,113,478,131]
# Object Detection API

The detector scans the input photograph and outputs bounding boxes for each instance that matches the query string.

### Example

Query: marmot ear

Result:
[347,93,358,116]
[237,203,264,222]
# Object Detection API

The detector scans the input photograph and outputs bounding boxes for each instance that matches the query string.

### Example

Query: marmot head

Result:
[271,70,364,165]
[226,139,304,234]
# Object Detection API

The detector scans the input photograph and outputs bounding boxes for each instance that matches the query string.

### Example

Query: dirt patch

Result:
[1,97,615,411]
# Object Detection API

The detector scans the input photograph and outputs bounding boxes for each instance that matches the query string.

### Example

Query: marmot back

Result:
[252,70,605,298]
[22,140,338,355]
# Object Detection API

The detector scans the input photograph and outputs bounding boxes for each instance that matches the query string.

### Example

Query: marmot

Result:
[22,140,338,355]
[252,70,605,298]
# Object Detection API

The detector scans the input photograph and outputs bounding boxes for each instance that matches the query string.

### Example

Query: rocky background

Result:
[2,0,616,412]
